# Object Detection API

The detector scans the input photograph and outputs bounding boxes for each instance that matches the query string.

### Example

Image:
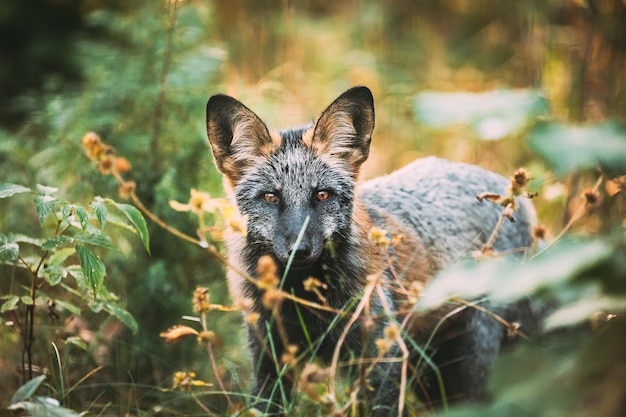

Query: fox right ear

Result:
[206,94,275,183]
[311,86,375,176]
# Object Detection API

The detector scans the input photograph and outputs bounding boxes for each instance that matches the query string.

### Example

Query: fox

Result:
[205,86,538,416]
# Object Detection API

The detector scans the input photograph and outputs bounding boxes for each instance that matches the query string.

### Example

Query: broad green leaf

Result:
[73,232,115,249]
[413,89,549,140]
[64,336,88,350]
[62,204,90,231]
[90,197,108,228]
[418,239,614,310]
[39,264,67,286]
[12,234,43,247]
[1,295,20,313]
[35,184,58,195]
[48,247,75,266]
[102,301,138,334]
[10,374,46,404]
[54,299,81,315]
[74,205,89,232]
[0,183,31,199]
[34,195,58,225]
[76,244,106,296]
[544,294,626,331]
[0,235,19,262]
[42,236,73,251]
[107,200,150,254]
[66,265,90,294]
[20,295,33,305]
[34,184,60,225]
[88,300,104,313]
[529,121,626,176]
[9,397,82,417]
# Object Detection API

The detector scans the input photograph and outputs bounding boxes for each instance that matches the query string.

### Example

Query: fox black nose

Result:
[289,241,311,263]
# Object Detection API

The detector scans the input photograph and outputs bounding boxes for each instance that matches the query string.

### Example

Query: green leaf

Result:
[418,239,614,311]
[75,244,106,296]
[36,184,58,195]
[91,197,108,228]
[42,236,73,251]
[107,200,150,254]
[34,195,58,225]
[10,374,46,404]
[544,294,626,331]
[12,234,43,247]
[54,299,81,315]
[64,336,88,350]
[74,205,89,232]
[48,247,75,266]
[102,301,138,334]
[1,295,20,313]
[20,295,33,305]
[529,121,626,176]
[9,397,82,417]
[0,235,19,262]
[39,264,67,286]
[413,89,549,140]
[73,232,115,249]
[0,183,31,199]
[62,204,90,231]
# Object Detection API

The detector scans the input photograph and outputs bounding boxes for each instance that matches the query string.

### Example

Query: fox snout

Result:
[272,208,325,268]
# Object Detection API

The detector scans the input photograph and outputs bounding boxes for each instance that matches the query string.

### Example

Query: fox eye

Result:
[263,192,278,203]
[316,190,330,201]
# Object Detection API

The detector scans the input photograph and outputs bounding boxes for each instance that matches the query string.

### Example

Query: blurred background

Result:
[1,0,625,415]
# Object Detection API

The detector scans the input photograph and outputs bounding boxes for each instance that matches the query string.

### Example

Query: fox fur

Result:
[205,86,537,416]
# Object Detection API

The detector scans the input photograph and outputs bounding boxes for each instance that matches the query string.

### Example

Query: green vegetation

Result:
[1,1,625,416]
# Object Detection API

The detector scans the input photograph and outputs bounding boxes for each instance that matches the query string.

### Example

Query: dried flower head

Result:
[375,337,393,354]
[532,224,547,240]
[197,330,216,344]
[257,255,279,290]
[303,277,328,304]
[98,155,114,175]
[583,188,600,208]
[509,168,531,196]
[160,325,199,343]
[171,371,211,391]
[298,363,331,402]
[245,312,260,325]
[262,288,283,309]
[369,226,391,247]
[507,322,521,339]
[115,156,132,174]
[193,287,211,313]
[383,323,400,341]
[118,181,136,199]
[281,344,299,367]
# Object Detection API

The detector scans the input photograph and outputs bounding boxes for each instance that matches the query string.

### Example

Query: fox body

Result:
[206,87,536,415]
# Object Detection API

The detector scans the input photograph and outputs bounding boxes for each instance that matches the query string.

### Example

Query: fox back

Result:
[206,86,537,416]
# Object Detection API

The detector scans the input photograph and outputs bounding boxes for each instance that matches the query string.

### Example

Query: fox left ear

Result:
[206,94,275,184]
[311,86,375,174]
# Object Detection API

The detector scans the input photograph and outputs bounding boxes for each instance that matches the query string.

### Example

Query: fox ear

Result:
[311,86,375,174]
[206,94,275,182]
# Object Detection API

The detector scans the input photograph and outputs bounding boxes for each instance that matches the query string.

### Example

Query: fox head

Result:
[206,87,374,272]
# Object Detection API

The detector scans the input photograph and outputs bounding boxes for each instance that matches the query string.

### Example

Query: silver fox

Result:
[205,86,537,416]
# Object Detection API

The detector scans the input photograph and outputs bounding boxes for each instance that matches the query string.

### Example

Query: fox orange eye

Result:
[316,190,330,201]
[263,192,278,203]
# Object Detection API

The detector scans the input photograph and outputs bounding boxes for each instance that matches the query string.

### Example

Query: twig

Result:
[535,174,604,258]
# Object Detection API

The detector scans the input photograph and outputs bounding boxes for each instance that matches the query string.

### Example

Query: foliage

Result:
[0,182,147,389]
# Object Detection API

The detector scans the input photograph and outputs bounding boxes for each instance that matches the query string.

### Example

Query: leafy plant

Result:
[0,182,149,384]
[7,375,81,417]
